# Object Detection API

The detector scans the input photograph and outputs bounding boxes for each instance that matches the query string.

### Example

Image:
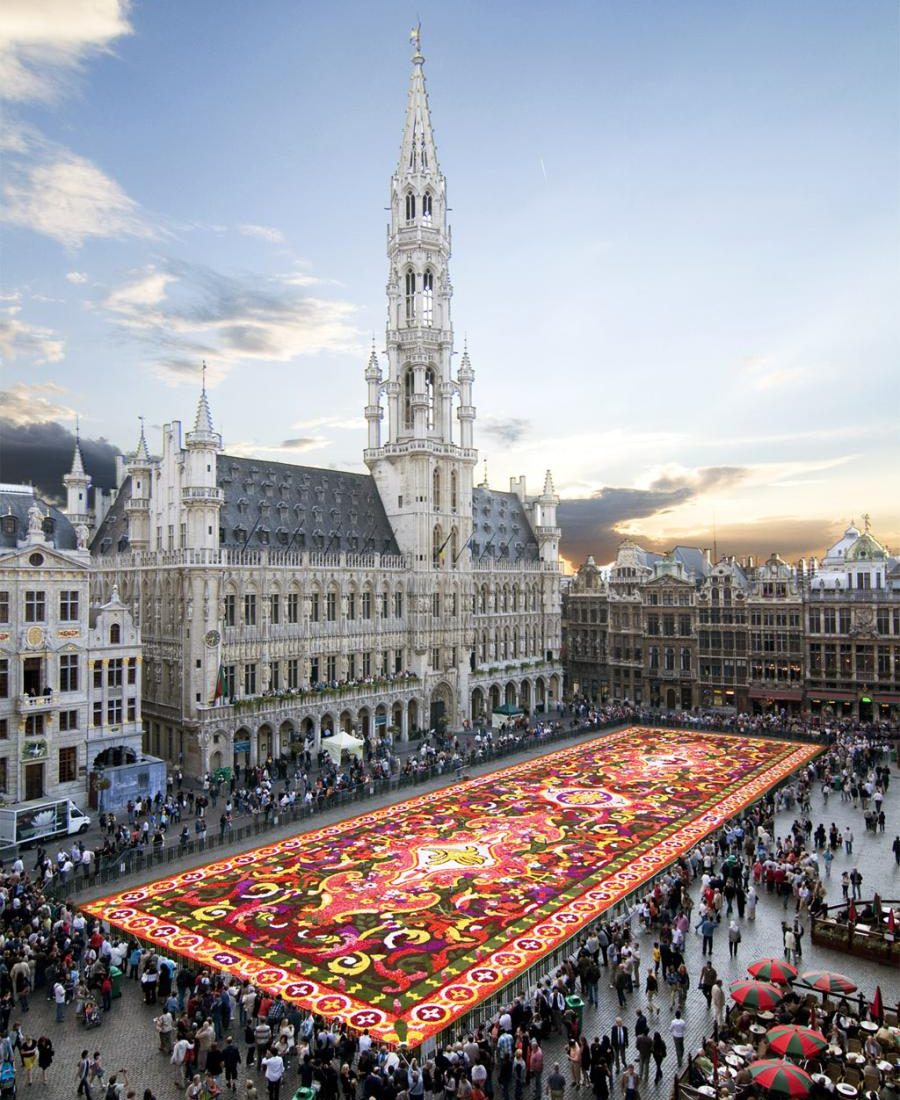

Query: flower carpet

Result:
[84,727,819,1045]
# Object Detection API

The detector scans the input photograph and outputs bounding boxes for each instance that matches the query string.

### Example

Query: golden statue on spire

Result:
[409,22,421,56]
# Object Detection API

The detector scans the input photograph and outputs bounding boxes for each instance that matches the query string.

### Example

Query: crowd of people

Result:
[0,712,895,1100]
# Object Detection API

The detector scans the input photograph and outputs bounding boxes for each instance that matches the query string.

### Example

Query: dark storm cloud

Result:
[649,466,747,493]
[559,486,692,564]
[0,420,119,503]
[480,417,531,445]
[559,466,752,564]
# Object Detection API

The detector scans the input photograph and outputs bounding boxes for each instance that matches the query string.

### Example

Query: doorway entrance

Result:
[25,762,45,800]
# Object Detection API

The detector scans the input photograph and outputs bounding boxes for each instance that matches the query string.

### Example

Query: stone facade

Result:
[0,486,143,804]
[564,521,900,720]
[83,41,562,776]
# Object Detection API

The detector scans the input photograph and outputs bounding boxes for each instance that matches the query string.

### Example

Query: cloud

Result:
[1,149,149,248]
[101,258,361,384]
[558,465,751,564]
[238,223,285,245]
[289,415,365,432]
[0,306,64,363]
[0,415,120,500]
[481,416,531,445]
[0,0,132,103]
[224,438,329,459]
[279,437,326,451]
[65,270,88,284]
[644,464,747,494]
[559,485,695,565]
[0,381,75,426]
[743,354,813,392]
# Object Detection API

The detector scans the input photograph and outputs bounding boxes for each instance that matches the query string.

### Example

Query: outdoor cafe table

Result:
[836,1085,858,1098]
[859,1020,878,1033]
[845,1052,866,1066]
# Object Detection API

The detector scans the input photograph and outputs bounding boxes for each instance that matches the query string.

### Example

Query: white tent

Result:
[322,729,365,763]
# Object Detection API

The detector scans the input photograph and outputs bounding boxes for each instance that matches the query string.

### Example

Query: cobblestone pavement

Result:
[21,737,900,1100]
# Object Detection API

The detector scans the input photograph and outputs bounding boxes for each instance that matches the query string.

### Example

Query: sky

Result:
[1,0,898,570]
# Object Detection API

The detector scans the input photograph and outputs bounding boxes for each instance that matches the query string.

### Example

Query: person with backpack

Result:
[104,1069,129,1100]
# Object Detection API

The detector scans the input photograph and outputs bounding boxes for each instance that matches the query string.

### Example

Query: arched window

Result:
[433,467,441,509]
[424,366,435,430]
[403,368,414,430]
[480,584,488,614]
[422,191,432,223]
[450,527,458,565]
[405,269,415,324]
[512,630,519,658]
[405,192,415,223]
[109,623,121,644]
[450,470,458,511]
[432,524,444,568]
[502,628,509,660]
[422,269,434,326]
[665,647,675,671]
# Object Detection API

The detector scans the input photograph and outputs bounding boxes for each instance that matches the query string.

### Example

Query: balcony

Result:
[18,691,58,713]
[182,486,225,506]
[196,675,423,724]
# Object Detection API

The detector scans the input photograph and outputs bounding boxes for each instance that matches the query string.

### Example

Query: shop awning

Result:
[873,693,900,704]
[748,687,804,702]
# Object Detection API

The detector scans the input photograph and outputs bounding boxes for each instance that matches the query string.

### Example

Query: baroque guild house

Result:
[86,39,562,776]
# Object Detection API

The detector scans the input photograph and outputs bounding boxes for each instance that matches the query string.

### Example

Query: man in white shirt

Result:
[261,1049,285,1100]
[669,1011,686,1068]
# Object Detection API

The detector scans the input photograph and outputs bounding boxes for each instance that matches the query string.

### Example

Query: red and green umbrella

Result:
[729,979,784,1010]
[799,970,857,995]
[748,958,799,985]
[748,1060,813,1096]
[765,1025,828,1060]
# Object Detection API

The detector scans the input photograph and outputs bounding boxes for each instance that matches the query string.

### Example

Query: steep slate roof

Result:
[470,487,539,563]
[90,476,132,556]
[0,486,77,550]
[217,456,400,556]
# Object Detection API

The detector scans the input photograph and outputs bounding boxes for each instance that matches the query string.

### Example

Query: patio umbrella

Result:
[765,1025,828,1060]
[871,985,884,1026]
[729,979,784,1010]
[800,970,858,995]
[748,1060,813,1096]
[748,958,799,985]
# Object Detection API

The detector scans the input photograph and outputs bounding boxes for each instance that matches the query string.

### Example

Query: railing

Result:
[198,676,423,719]
[810,897,898,964]
[18,691,58,711]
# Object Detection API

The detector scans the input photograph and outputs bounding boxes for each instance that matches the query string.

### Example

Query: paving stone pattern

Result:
[17,739,900,1100]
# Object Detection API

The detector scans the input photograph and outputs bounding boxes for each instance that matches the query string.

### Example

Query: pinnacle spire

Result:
[134,416,150,464]
[543,469,556,498]
[69,421,86,478]
[398,27,439,179]
[193,361,215,434]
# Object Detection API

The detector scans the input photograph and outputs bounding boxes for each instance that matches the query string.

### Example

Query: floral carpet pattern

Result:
[84,727,819,1045]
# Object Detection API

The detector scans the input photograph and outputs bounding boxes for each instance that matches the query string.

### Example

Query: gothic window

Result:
[433,467,441,509]
[425,366,435,429]
[450,527,458,565]
[405,270,415,324]
[422,269,434,326]
[450,470,458,510]
[432,524,443,568]
[403,368,414,430]
[422,191,432,223]
[405,192,415,223]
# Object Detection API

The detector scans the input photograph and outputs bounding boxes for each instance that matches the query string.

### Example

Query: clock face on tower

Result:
[205,630,221,648]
